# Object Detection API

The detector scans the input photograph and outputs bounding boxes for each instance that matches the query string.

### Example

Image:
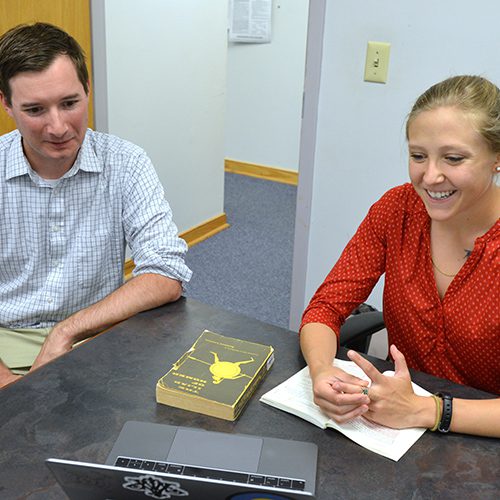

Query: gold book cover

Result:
[156,330,274,420]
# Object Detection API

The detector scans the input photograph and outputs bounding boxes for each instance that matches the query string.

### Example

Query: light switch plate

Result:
[364,41,391,84]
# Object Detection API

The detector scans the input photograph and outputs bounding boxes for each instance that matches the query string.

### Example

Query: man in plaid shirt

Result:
[0,23,192,388]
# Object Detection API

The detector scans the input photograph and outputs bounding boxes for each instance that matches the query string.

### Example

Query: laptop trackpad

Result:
[167,428,262,472]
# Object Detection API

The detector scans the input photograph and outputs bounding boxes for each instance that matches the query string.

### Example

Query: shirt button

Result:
[51,225,60,232]
[47,297,53,304]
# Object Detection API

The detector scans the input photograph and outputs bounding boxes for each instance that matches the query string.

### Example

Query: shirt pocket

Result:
[76,230,113,289]
[0,219,37,291]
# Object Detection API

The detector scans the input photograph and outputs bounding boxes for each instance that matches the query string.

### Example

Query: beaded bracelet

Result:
[429,394,442,432]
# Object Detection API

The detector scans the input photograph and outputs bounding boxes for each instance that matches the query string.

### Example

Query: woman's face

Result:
[408,106,500,224]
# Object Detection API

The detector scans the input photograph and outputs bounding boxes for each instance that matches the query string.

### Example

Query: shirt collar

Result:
[72,129,103,174]
[5,129,103,181]
[5,131,28,180]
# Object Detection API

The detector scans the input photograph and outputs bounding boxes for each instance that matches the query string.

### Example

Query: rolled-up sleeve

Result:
[122,152,192,284]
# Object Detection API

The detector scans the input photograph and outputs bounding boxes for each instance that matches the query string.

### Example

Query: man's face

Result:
[0,55,89,178]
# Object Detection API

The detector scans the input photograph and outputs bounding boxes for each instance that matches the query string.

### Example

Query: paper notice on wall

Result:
[228,0,272,43]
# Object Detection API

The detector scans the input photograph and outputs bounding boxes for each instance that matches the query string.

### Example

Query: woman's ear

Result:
[494,153,500,173]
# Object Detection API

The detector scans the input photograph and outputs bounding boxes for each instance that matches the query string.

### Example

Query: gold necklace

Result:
[431,257,458,278]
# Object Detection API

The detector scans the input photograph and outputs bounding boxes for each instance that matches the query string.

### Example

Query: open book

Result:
[260,359,430,461]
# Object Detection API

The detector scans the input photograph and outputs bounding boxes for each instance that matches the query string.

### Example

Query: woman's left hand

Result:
[347,345,429,429]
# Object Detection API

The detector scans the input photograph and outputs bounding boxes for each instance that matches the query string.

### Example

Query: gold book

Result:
[156,330,274,421]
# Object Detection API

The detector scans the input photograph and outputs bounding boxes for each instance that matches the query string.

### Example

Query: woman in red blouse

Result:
[300,75,499,437]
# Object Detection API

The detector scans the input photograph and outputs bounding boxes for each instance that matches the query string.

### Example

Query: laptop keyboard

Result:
[114,456,306,491]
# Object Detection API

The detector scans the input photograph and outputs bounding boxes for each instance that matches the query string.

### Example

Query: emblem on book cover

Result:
[190,351,255,384]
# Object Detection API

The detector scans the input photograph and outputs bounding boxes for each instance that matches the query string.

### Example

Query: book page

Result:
[260,359,429,461]
[260,367,331,429]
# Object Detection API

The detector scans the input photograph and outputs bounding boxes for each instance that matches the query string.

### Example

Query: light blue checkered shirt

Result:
[0,129,192,328]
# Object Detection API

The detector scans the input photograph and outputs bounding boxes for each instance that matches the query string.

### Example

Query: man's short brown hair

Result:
[0,22,89,105]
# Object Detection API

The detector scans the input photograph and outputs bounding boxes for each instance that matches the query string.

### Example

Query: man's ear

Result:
[0,91,13,117]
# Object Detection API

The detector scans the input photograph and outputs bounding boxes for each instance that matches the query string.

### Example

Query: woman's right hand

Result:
[310,365,370,423]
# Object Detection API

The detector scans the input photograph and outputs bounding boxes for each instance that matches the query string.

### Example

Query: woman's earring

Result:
[496,166,500,172]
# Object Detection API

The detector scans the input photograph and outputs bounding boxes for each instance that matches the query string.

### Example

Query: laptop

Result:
[46,420,317,499]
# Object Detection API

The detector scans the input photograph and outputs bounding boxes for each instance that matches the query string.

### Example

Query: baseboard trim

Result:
[181,213,229,247]
[124,213,229,280]
[124,259,135,281]
[224,158,298,186]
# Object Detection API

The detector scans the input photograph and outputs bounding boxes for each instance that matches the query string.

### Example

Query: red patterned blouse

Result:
[301,184,500,395]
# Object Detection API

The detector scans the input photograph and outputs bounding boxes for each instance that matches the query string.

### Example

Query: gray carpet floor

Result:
[184,172,297,329]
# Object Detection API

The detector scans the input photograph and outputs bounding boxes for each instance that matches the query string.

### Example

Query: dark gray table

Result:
[0,298,498,499]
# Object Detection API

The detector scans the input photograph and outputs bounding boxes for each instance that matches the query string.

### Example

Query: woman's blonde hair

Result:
[406,75,500,153]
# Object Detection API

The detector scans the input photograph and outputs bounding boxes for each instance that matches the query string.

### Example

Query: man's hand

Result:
[0,361,22,389]
[29,274,182,372]
[311,365,370,423]
[29,326,73,371]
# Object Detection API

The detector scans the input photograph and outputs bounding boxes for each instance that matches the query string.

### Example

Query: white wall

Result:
[225,0,308,171]
[290,0,500,330]
[91,0,228,233]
